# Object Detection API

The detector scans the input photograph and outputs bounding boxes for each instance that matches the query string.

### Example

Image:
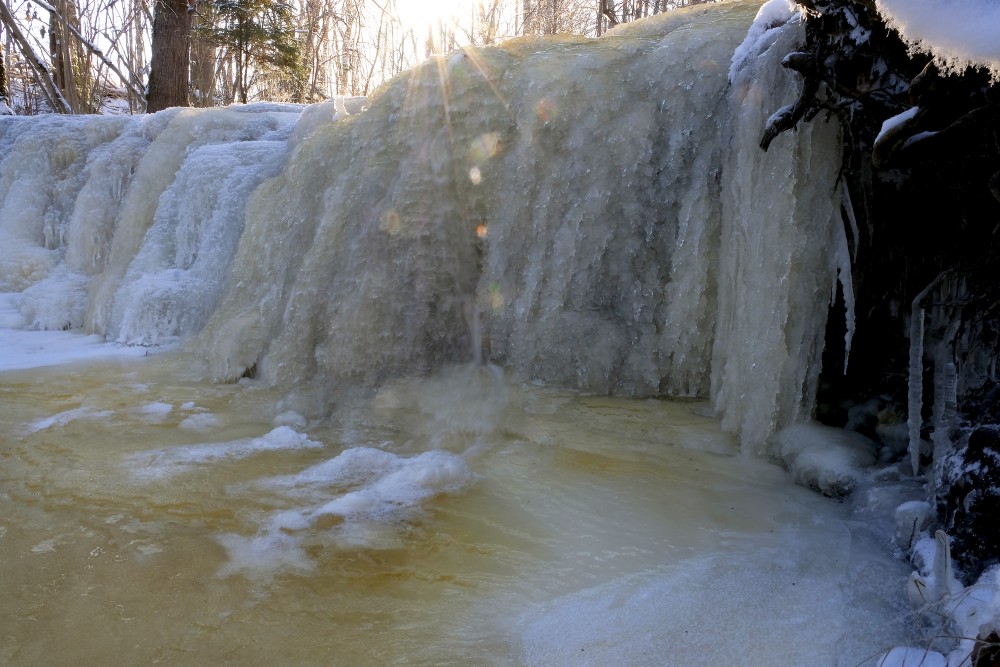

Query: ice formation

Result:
[125,426,323,480]
[218,446,476,575]
[0,2,844,453]
[767,422,877,496]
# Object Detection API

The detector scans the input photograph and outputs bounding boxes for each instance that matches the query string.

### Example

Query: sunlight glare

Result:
[395,0,473,36]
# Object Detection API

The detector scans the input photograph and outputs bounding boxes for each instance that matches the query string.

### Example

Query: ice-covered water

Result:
[0,354,917,665]
[0,1,918,664]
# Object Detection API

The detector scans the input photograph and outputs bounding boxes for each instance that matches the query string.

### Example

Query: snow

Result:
[876,0,1000,80]
[729,0,799,82]
[874,106,920,148]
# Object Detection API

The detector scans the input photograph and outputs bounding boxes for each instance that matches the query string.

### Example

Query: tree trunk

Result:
[0,36,10,111]
[146,0,192,112]
[48,0,82,111]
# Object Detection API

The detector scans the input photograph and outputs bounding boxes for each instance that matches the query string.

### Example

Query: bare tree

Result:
[0,0,72,111]
[190,4,215,105]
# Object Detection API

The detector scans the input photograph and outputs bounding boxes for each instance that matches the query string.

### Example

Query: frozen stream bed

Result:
[0,330,918,666]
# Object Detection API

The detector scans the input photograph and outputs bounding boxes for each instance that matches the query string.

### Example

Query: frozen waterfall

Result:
[0,0,846,452]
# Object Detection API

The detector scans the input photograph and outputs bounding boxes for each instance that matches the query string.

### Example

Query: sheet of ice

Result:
[125,426,323,480]
[0,326,152,372]
[876,0,1000,79]
[511,528,912,667]
[716,14,846,452]
[0,292,154,371]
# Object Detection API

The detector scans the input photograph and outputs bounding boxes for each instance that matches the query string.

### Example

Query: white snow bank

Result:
[768,423,877,496]
[876,0,1000,80]
[125,426,323,479]
[729,0,799,81]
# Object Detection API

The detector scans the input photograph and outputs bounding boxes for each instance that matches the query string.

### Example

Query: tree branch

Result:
[0,0,73,113]
[28,0,147,104]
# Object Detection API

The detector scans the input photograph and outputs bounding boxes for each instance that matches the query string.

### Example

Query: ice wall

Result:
[0,0,846,451]
[714,10,846,451]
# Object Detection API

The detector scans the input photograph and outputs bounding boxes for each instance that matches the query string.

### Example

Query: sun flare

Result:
[395,0,473,35]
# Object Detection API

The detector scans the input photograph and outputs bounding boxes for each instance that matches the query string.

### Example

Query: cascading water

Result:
[0,2,922,665]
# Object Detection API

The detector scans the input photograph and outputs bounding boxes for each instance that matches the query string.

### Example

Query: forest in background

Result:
[0,0,716,114]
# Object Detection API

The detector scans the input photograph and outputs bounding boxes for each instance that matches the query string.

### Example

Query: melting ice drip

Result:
[0,1,848,451]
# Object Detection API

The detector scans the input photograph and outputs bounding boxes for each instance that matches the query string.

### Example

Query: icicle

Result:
[907,273,949,476]
[931,346,958,496]
[832,193,856,372]
[907,304,924,476]
[840,180,860,262]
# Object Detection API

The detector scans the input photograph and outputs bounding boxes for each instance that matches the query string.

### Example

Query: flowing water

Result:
[0,1,920,664]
